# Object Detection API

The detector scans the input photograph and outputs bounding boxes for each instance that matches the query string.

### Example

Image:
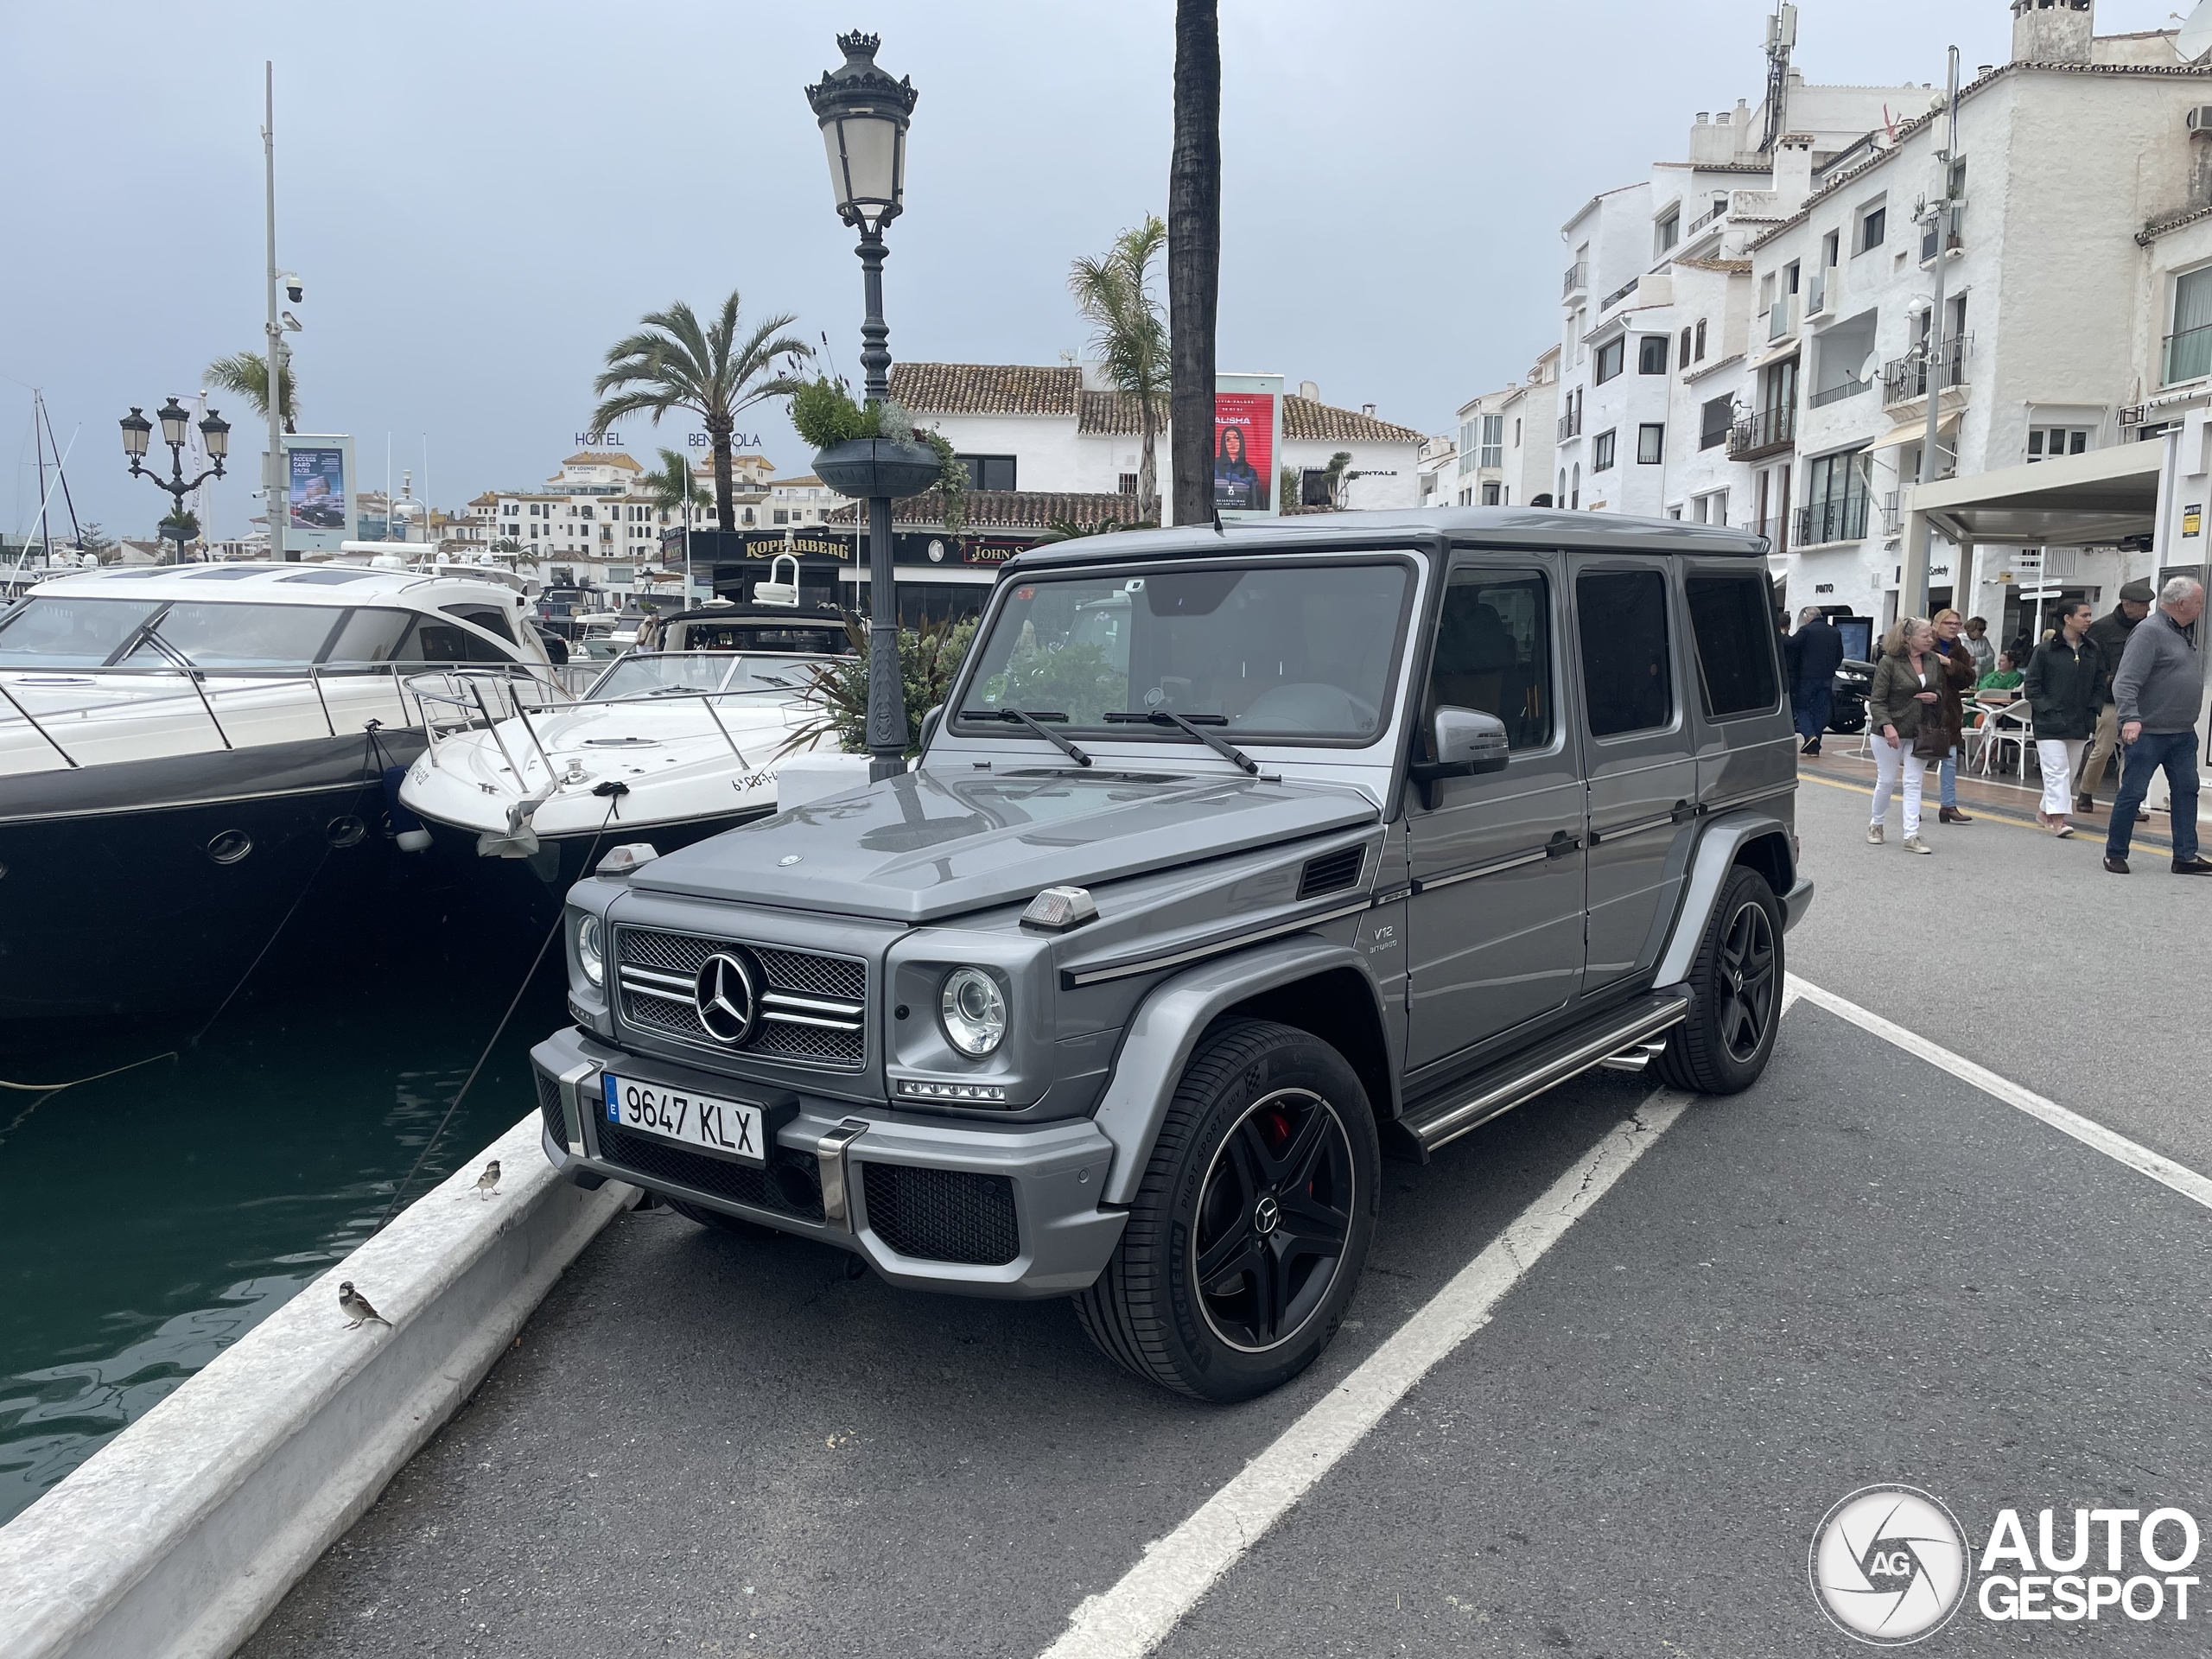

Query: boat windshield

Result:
[0,596,163,666]
[586,651,825,702]
[956,560,1412,741]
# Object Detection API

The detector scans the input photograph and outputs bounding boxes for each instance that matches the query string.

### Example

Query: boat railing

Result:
[404,667,579,785]
[0,658,571,766]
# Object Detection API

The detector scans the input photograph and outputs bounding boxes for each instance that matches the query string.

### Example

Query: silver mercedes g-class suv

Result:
[531,508,1812,1401]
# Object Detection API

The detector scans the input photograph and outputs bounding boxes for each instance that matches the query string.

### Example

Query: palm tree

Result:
[205,352,297,433]
[639,447,712,517]
[1070,216,1170,523]
[588,293,810,534]
[1168,0,1220,527]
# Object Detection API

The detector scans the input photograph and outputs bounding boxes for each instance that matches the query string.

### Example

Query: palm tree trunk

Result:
[1168,0,1220,529]
[707,412,735,537]
[1138,400,1160,524]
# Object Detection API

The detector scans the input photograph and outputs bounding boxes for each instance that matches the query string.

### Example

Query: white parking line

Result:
[1785,973,2212,1214]
[1039,1089,1694,1659]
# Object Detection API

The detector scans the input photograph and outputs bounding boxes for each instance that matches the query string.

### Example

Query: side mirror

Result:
[1409,706,1510,808]
[918,703,945,753]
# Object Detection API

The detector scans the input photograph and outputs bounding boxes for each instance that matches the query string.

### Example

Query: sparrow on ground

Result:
[339,1281,391,1328]
[474,1159,502,1200]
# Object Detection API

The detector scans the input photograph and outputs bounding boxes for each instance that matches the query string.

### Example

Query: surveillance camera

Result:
[283,274,303,303]
[282,311,305,333]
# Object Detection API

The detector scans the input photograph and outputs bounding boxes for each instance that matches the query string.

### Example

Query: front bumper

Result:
[529,1027,1125,1299]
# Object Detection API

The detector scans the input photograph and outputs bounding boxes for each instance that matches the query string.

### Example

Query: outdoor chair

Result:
[1970,699,2034,779]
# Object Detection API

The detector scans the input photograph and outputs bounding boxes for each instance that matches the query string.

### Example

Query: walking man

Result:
[2023,601,2106,838]
[2104,575,2212,875]
[1789,606,1845,756]
[2077,578,2154,818]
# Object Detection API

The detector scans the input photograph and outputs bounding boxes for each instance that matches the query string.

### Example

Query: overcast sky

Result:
[2,0,2180,542]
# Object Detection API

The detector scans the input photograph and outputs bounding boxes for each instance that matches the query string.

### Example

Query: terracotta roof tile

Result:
[1077,389,1159,435]
[889,363,1079,416]
[1281,395,1422,445]
[827,488,1145,531]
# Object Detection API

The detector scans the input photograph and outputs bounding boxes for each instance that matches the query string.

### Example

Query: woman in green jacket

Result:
[1867,616,1943,853]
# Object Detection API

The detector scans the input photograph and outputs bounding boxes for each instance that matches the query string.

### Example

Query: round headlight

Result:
[939,966,1007,1058]
[576,914,605,988]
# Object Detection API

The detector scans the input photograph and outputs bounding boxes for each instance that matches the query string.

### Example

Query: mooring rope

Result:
[370,789,626,1233]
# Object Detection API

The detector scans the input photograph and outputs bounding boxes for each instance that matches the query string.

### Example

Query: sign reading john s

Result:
[699,530,1036,569]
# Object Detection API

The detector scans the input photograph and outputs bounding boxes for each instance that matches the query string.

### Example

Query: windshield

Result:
[586,651,824,702]
[117,602,346,666]
[0,597,163,666]
[957,561,1410,741]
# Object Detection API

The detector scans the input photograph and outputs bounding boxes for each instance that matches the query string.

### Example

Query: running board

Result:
[1395,992,1692,1159]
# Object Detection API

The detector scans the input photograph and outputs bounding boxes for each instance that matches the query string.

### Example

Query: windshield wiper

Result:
[1103,709,1258,775]
[961,707,1092,767]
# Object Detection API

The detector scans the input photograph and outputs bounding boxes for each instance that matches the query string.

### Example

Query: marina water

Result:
[0,878,566,1525]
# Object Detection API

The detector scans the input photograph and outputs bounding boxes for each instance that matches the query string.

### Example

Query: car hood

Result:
[626,765,1382,923]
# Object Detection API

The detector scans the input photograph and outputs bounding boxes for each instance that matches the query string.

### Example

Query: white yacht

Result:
[398,624,848,893]
[0,562,555,1020]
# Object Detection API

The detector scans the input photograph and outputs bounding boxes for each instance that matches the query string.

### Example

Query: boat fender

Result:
[383,764,432,853]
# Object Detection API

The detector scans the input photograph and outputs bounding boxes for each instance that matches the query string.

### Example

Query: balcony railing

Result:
[1808,377,1872,409]
[1728,404,1797,461]
[1881,334,1971,406]
[1920,204,1966,264]
[1796,494,1871,547]
[1687,200,1726,238]
[1766,293,1796,342]
[1600,276,1640,312]
[1557,403,1584,442]
[2164,324,2212,386]
[1563,261,1589,297]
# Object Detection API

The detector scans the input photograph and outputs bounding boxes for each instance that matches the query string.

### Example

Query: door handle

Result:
[1670,798,1700,823]
[1545,831,1581,858]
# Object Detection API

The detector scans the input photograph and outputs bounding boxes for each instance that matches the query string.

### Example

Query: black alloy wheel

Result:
[1192,1088,1356,1353]
[1654,865,1784,1095]
[1714,898,1778,1065]
[1074,1018,1379,1402]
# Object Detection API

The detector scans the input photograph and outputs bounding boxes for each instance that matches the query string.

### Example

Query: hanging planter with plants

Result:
[788,376,969,520]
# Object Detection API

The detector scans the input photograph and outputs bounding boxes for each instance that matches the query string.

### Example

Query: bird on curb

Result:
[339,1281,391,1329]
[474,1160,502,1201]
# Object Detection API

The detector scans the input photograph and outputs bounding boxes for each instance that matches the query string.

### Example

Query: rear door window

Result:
[1576,569,1673,736]
[1685,575,1782,718]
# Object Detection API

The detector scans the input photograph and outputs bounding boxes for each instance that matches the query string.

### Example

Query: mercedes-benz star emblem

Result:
[694,952,759,1046]
[1252,1194,1281,1236]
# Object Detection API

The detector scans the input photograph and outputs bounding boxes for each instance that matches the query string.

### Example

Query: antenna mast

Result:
[1761,3,1798,153]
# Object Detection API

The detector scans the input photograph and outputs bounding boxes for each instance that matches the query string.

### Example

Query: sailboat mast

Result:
[34,391,51,560]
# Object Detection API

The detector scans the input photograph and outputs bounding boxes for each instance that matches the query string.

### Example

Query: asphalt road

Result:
[240,781,2212,1657]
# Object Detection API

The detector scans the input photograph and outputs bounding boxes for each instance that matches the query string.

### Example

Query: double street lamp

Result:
[808,31,920,781]
[120,396,231,563]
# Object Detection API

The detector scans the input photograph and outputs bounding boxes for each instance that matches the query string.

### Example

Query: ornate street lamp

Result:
[120,397,231,563]
[807,32,928,783]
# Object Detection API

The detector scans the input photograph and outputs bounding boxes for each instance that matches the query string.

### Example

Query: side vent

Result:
[1298,845,1365,900]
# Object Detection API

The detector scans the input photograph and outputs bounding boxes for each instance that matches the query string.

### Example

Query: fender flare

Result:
[1649,809,1798,987]
[1091,937,1383,1207]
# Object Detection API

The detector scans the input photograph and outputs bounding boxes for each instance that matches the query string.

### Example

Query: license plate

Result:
[601,1072,769,1166]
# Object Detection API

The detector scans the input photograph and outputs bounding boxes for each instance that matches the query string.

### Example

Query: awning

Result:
[1908,442,2163,548]
[1863,413,1959,458]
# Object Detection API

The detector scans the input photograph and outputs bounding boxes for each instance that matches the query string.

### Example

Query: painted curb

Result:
[0,1112,632,1659]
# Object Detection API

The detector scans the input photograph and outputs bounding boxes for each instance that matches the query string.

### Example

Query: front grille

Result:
[535,1068,568,1147]
[596,1119,826,1222]
[1299,844,1364,899]
[861,1164,1020,1266]
[615,925,866,1069]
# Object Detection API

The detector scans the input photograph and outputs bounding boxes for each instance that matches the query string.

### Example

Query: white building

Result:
[882,362,1423,523]
[1452,346,1561,507]
[1506,0,2212,648]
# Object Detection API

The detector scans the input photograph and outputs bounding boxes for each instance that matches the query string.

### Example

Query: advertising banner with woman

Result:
[1212,374,1284,518]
